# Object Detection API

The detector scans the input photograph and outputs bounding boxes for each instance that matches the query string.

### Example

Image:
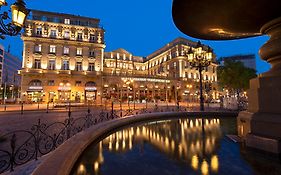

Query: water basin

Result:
[71,116,281,175]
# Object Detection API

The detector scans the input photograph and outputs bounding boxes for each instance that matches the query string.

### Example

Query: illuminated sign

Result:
[58,86,71,91]
[28,86,43,90]
[121,77,170,83]
[85,87,97,91]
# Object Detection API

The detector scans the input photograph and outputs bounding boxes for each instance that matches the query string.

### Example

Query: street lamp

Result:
[186,41,213,111]
[0,0,29,39]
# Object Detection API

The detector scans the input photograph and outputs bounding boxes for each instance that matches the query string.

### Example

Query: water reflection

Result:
[73,118,224,175]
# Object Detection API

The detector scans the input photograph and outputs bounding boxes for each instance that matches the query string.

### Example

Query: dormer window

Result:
[64,18,70,24]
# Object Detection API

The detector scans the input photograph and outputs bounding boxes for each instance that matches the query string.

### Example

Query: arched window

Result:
[85,81,96,87]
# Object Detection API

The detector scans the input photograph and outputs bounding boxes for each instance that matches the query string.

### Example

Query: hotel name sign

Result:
[121,77,170,83]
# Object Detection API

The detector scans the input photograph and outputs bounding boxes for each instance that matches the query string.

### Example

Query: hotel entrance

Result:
[27,80,44,103]
[58,81,71,102]
[85,81,97,103]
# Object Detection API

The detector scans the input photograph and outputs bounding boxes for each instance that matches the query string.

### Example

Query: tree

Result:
[217,60,257,96]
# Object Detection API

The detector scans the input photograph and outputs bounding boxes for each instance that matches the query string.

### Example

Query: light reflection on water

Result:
[72,118,231,175]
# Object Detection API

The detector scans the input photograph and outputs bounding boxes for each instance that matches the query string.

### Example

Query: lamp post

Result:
[186,41,213,111]
[0,0,29,39]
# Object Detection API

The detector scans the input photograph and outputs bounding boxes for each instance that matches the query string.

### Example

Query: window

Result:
[49,45,56,53]
[64,18,70,24]
[35,44,42,53]
[76,62,82,71]
[34,59,41,69]
[90,34,95,42]
[77,33,83,40]
[88,63,95,71]
[50,30,57,37]
[29,80,42,86]
[49,60,55,70]
[48,80,55,86]
[63,46,69,55]
[0,49,3,55]
[205,75,209,81]
[75,81,81,86]
[0,64,2,69]
[89,51,95,57]
[64,31,70,39]
[76,48,82,56]
[36,28,42,35]
[173,62,177,69]
[0,56,2,62]
[62,60,69,70]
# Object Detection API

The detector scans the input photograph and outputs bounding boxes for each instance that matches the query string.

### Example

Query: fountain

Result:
[172,0,281,154]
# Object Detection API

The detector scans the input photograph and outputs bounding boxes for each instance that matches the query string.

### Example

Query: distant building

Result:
[219,54,256,70]
[0,45,3,85]
[0,46,22,101]
[3,51,22,87]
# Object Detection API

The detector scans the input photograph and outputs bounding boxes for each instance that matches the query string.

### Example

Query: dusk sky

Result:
[1,0,270,73]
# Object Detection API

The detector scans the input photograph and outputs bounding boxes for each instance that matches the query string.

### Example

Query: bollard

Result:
[46,102,49,113]
[21,103,23,115]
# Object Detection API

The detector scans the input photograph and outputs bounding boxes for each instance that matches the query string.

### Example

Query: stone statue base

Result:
[238,75,281,154]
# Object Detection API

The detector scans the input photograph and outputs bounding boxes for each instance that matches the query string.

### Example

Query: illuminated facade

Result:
[20,10,219,103]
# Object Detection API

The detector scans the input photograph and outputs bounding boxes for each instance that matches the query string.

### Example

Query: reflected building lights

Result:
[77,118,222,175]
[211,155,219,172]
[201,159,209,175]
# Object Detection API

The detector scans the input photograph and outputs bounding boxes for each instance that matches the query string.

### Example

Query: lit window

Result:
[50,30,57,37]
[49,60,55,70]
[76,48,82,56]
[63,46,69,55]
[76,62,82,71]
[90,34,95,42]
[49,45,56,53]
[89,51,95,57]
[77,33,83,40]
[62,60,69,70]
[35,44,42,53]
[34,59,41,69]
[36,28,42,35]
[75,81,81,86]
[88,63,95,71]
[48,80,55,86]
[64,18,70,24]
[64,31,70,39]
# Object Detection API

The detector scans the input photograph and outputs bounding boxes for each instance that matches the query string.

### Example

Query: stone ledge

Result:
[246,133,281,154]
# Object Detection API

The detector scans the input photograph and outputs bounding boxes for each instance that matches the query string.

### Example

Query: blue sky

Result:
[1,0,270,73]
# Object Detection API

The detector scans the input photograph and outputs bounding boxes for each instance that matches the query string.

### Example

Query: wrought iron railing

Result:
[0,106,187,173]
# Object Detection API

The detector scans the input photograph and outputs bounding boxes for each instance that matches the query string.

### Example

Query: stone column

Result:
[238,16,281,154]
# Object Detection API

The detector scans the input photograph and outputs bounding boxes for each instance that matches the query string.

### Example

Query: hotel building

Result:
[20,10,219,104]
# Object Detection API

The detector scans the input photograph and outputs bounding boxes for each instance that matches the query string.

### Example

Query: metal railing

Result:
[0,106,187,173]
